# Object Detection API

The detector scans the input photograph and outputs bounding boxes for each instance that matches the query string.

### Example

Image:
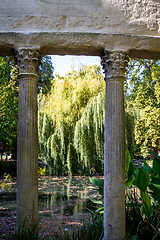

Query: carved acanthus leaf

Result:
[15,48,42,75]
[101,50,129,80]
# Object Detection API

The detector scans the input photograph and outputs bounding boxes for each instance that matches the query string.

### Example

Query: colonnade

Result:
[15,47,128,240]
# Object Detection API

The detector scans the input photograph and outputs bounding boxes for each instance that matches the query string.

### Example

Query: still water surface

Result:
[0,176,100,217]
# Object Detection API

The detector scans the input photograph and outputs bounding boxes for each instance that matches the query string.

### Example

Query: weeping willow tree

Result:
[38,94,54,161]
[38,63,138,175]
[74,92,105,173]
[125,109,138,159]
[73,91,137,172]
[38,65,106,175]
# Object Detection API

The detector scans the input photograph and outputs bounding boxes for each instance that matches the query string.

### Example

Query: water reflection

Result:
[38,176,99,217]
[0,176,100,217]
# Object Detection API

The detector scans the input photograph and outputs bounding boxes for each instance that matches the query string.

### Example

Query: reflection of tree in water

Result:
[67,176,72,199]
[49,177,99,216]
[0,176,101,218]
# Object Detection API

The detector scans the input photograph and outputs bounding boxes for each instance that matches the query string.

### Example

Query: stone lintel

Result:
[0,32,160,59]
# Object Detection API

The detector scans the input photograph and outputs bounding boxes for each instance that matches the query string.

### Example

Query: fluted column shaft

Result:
[101,50,128,240]
[15,48,41,229]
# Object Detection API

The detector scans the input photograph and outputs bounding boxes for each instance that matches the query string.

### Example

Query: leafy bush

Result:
[89,150,160,239]
[38,167,47,176]
[0,161,16,177]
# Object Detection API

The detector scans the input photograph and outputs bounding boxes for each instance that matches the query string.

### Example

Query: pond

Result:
[0,176,101,218]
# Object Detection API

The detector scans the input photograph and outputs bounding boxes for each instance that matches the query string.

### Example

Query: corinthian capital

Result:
[101,50,129,80]
[15,48,42,77]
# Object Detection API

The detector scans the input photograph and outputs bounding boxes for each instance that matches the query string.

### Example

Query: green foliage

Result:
[126,152,152,219]
[141,190,153,218]
[136,169,150,192]
[74,92,105,172]
[125,109,137,159]
[11,211,103,240]
[4,173,12,182]
[126,150,160,220]
[0,173,12,191]
[126,149,131,173]
[89,150,160,219]
[125,59,160,157]
[89,150,160,239]
[11,218,42,240]
[50,219,103,240]
[125,188,158,240]
[0,56,18,158]
[125,189,143,239]
[89,150,136,216]
[89,177,104,196]
[67,143,75,175]
[125,149,135,187]
[38,65,105,175]
[38,167,47,176]
[0,56,54,159]
[38,56,54,95]
[0,160,16,177]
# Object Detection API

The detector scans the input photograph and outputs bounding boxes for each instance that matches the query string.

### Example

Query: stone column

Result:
[15,48,41,229]
[101,50,128,240]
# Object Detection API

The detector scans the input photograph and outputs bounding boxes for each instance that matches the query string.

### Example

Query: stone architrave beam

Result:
[101,50,129,240]
[15,48,42,229]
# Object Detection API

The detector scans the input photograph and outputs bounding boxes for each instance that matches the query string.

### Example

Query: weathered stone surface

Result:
[0,0,160,35]
[16,48,41,229]
[0,32,160,59]
[101,50,128,240]
[15,48,41,75]
[0,0,160,57]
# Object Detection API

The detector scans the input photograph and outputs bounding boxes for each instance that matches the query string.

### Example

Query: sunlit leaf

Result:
[153,158,160,175]
[87,186,99,191]
[89,196,103,204]
[128,161,134,176]
[97,157,104,162]
[126,176,134,187]
[136,169,150,192]
[152,176,160,185]
[125,149,131,173]
[143,161,152,174]
[133,168,139,181]
[149,183,160,194]
[141,190,153,218]
[95,207,104,214]
[89,177,104,188]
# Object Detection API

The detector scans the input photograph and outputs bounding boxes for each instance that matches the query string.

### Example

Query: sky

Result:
[50,55,101,77]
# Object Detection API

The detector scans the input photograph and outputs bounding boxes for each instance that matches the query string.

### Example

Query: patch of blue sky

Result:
[50,55,102,77]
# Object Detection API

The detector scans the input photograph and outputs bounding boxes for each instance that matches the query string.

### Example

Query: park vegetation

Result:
[1,56,160,173]
[0,56,160,239]
[38,65,105,175]
[0,55,54,160]
[38,58,160,176]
